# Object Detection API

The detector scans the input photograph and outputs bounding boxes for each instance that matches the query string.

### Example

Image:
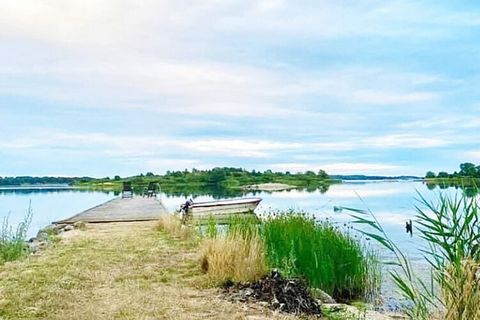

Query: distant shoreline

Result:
[242,183,296,191]
[0,184,73,190]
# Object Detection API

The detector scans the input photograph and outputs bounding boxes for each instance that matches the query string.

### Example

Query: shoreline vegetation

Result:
[158,212,396,318]
[425,163,480,197]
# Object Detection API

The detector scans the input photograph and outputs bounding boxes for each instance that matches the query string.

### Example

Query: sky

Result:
[1,0,480,177]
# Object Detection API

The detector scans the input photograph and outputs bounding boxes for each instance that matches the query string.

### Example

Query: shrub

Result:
[0,206,32,264]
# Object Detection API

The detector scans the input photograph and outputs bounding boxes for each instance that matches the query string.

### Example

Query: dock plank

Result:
[56,197,168,224]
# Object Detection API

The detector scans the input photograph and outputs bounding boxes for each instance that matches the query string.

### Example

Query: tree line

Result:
[1,167,333,188]
[0,176,94,186]
[76,167,333,189]
[426,162,480,179]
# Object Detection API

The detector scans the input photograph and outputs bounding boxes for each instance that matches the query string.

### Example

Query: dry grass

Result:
[199,231,268,284]
[156,214,197,241]
[442,258,480,320]
[0,221,294,320]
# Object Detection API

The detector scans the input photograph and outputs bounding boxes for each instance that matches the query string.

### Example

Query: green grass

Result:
[214,212,380,302]
[0,205,32,264]
[261,212,380,302]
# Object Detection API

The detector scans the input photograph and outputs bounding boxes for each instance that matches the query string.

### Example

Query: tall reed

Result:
[347,190,480,319]
[262,212,380,301]
[0,205,32,264]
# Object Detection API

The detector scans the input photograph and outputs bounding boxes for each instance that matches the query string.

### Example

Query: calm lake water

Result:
[0,181,461,252]
[0,180,466,307]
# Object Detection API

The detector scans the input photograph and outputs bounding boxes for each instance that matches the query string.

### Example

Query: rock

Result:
[311,288,336,304]
[243,288,254,297]
[28,240,47,254]
[63,225,74,232]
[73,221,87,230]
[322,303,407,320]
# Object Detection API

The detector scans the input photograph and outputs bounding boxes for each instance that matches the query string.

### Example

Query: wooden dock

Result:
[56,197,168,224]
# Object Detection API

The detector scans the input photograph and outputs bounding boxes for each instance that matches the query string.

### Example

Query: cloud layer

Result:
[1,1,479,176]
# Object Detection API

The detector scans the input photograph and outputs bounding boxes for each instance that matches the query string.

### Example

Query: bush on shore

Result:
[262,213,380,301]
[0,206,32,264]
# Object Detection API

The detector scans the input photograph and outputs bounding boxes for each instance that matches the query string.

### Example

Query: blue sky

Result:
[1,1,479,177]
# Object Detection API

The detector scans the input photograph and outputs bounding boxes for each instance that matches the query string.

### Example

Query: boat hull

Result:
[185,197,261,221]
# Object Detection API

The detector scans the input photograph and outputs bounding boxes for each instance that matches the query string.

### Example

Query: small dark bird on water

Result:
[405,220,413,236]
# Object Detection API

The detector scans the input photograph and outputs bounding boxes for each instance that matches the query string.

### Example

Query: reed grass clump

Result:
[199,222,267,284]
[0,206,32,264]
[442,258,480,320]
[348,190,480,319]
[262,212,380,301]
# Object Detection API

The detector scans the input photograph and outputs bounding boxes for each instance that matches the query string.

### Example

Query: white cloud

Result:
[398,117,480,130]
[321,162,406,175]
[177,139,302,158]
[0,1,448,119]
[366,134,451,149]
[270,162,406,175]
[463,151,480,162]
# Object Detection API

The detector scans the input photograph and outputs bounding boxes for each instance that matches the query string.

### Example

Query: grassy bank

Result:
[0,221,297,319]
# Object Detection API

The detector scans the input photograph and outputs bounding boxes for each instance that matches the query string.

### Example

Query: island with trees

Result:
[74,167,337,197]
[0,168,337,198]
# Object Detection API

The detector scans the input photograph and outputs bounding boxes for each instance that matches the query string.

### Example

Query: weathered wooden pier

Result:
[56,196,168,224]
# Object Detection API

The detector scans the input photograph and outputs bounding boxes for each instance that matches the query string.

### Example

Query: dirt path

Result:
[0,222,294,320]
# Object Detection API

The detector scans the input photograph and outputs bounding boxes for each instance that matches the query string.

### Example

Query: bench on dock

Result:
[143,182,159,198]
[122,182,133,198]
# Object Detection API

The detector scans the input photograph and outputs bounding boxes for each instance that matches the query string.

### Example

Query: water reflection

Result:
[0,187,112,196]
[425,180,479,197]
[159,183,331,199]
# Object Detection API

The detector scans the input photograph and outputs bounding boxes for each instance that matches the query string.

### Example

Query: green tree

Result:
[459,163,477,177]
[318,170,329,179]
[425,171,436,179]
[437,172,449,178]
